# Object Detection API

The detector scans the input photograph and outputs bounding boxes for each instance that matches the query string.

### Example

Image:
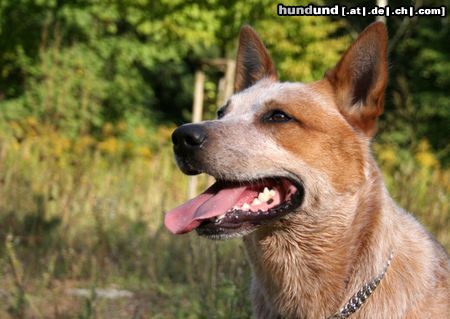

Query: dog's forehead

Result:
[226,79,330,117]
[230,80,302,112]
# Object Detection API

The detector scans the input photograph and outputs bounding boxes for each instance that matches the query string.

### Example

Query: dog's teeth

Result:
[257,187,276,203]
[252,198,262,206]
[258,187,270,202]
[257,193,266,202]
[242,203,250,211]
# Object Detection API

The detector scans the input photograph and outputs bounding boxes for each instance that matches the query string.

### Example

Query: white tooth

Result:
[258,192,267,202]
[269,189,276,198]
[252,198,261,206]
[242,203,250,211]
[216,214,226,222]
[259,187,272,202]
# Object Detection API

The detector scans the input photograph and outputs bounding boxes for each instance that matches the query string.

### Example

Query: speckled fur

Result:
[183,23,450,318]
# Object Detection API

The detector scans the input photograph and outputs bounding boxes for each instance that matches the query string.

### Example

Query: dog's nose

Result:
[172,124,207,151]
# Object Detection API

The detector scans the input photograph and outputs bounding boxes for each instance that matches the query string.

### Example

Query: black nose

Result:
[172,124,207,151]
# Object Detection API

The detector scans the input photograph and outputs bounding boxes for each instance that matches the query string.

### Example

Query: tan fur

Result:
[233,23,450,318]
[244,156,449,318]
[172,23,450,318]
[264,81,366,193]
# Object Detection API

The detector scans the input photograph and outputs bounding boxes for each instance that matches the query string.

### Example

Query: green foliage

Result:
[328,0,450,164]
[3,45,107,136]
[383,8,450,163]
[0,0,349,129]
[1,1,448,152]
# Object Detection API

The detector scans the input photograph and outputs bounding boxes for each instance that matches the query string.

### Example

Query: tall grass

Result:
[0,121,448,318]
[0,120,253,318]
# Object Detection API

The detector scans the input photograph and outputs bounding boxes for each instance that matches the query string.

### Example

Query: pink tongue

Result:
[164,183,248,234]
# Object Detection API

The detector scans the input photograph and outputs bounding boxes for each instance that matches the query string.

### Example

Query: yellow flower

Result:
[51,135,71,157]
[377,146,397,167]
[134,146,152,159]
[415,139,438,169]
[416,152,438,169]
[97,137,121,155]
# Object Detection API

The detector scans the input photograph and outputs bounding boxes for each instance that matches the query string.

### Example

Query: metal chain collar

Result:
[327,252,394,319]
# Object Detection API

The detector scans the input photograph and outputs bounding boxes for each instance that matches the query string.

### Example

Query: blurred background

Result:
[0,0,448,318]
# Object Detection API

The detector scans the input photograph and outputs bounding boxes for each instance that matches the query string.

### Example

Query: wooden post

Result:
[224,59,236,100]
[192,70,205,123]
[216,59,236,107]
[376,0,387,23]
[188,70,205,199]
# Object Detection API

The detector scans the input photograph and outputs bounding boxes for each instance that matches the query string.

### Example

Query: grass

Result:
[0,124,448,318]
[0,124,252,318]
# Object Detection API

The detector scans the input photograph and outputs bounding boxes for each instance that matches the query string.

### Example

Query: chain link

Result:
[327,252,393,319]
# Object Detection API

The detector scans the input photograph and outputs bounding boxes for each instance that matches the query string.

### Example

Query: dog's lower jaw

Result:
[197,226,257,240]
[197,210,303,241]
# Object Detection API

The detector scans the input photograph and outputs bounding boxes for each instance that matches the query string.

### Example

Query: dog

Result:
[165,22,449,318]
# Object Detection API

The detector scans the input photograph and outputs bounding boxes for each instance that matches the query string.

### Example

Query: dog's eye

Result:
[265,110,292,123]
[217,108,225,119]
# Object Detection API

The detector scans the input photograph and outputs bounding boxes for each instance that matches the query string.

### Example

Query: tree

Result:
[0,0,349,134]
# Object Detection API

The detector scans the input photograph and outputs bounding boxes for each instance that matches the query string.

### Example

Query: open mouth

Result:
[164,177,304,239]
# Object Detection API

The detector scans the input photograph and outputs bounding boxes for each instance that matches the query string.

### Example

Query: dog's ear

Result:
[325,22,388,137]
[234,25,277,93]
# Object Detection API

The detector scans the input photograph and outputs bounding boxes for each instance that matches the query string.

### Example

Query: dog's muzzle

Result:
[171,123,208,175]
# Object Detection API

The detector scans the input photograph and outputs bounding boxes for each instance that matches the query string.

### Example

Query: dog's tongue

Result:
[164,182,248,234]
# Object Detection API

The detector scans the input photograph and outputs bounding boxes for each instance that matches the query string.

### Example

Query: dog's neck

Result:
[327,251,393,319]
[243,158,395,318]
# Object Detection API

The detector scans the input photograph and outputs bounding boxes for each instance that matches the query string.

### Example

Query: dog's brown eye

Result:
[217,108,225,119]
[217,100,230,119]
[266,110,292,123]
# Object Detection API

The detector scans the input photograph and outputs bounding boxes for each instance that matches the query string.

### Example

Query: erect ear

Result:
[325,22,388,138]
[234,25,277,93]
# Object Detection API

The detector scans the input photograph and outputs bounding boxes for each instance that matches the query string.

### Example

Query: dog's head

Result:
[165,23,388,240]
